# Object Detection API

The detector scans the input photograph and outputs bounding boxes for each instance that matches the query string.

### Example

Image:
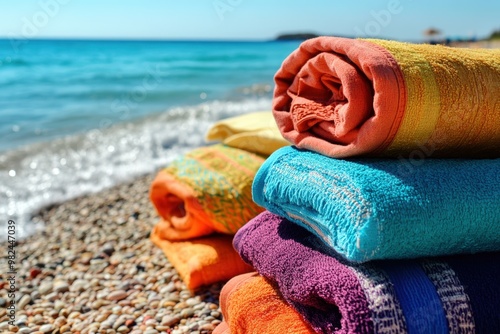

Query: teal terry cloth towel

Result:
[252,146,500,263]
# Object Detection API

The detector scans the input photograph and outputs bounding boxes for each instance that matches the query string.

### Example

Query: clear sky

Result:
[0,0,498,41]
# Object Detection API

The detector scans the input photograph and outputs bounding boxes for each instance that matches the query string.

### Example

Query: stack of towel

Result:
[149,112,289,289]
[215,37,500,333]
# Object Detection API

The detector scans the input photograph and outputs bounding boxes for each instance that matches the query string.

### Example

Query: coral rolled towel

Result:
[213,273,315,334]
[274,36,500,157]
[150,144,264,240]
[150,229,252,290]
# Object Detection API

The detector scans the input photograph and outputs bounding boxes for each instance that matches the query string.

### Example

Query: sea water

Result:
[0,39,301,239]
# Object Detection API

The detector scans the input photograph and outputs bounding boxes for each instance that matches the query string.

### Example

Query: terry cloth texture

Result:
[233,212,500,334]
[150,144,264,240]
[150,229,252,290]
[273,36,500,158]
[252,146,500,262]
[205,111,290,156]
[213,272,315,334]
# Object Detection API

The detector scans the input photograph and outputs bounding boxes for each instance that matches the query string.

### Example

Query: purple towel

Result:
[234,211,500,334]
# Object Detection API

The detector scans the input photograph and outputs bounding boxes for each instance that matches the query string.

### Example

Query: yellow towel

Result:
[206,111,290,156]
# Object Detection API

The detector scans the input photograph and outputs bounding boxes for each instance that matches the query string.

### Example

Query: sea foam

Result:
[0,98,272,240]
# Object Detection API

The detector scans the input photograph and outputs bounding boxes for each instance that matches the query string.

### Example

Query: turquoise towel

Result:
[252,146,500,262]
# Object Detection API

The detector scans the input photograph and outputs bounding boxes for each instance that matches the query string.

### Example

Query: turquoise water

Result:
[0,39,301,238]
[0,39,300,151]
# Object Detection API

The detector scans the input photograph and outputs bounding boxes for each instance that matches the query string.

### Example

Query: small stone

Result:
[70,279,89,292]
[38,282,53,295]
[107,290,128,301]
[200,323,216,331]
[45,292,58,301]
[60,324,71,333]
[161,315,181,326]
[125,319,136,327]
[188,323,199,331]
[161,300,176,308]
[39,324,54,333]
[15,317,27,327]
[144,330,158,334]
[18,294,31,310]
[185,298,198,306]
[18,328,33,334]
[180,308,194,318]
[159,282,175,294]
[68,311,81,319]
[54,282,70,293]
[54,300,65,310]
[210,311,221,318]
[0,298,6,307]
[31,290,41,301]
[117,326,130,333]
[30,267,42,279]
[92,299,107,309]
[101,243,115,257]
[155,325,170,331]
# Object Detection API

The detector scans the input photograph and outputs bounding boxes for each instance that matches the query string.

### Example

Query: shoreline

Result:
[0,172,223,334]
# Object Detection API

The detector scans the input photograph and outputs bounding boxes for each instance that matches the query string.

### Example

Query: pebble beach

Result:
[0,172,224,334]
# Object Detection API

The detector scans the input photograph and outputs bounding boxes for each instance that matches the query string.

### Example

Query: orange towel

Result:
[274,36,500,158]
[150,227,252,290]
[150,144,264,240]
[214,273,315,334]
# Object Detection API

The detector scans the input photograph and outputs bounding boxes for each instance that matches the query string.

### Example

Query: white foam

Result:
[0,98,272,240]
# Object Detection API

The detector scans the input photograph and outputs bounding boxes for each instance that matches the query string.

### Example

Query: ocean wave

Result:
[0,98,272,241]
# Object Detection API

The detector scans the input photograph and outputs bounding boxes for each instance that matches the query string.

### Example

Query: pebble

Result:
[38,282,53,295]
[0,175,224,334]
[60,324,71,332]
[31,291,41,301]
[180,308,194,318]
[54,282,70,293]
[18,294,32,310]
[107,290,128,301]
[39,324,54,333]
[71,279,90,292]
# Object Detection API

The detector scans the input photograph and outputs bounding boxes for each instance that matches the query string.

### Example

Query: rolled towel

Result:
[213,272,315,334]
[206,111,290,156]
[253,146,500,262]
[234,212,500,334]
[150,228,252,290]
[150,144,264,240]
[274,36,500,158]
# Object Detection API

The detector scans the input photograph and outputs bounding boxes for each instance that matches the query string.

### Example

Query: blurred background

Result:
[0,0,499,238]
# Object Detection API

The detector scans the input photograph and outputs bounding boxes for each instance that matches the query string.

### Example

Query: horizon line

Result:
[0,36,302,43]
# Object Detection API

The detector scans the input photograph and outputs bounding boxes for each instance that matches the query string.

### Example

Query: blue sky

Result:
[0,0,498,41]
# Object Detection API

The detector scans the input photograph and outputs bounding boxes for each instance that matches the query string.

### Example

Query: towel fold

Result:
[150,227,252,290]
[234,212,500,334]
[150,144,264,240]
[214,272,315,334]
[253,146,500,262]
[273,36,500,158]
[206,111,290,156]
